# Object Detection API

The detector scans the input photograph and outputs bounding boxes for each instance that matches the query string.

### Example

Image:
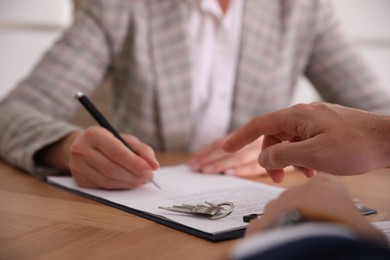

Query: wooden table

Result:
[1,154,389,259]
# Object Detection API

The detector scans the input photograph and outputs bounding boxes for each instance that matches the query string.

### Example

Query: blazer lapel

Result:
[149,0,192,151]
[231,0,282,131]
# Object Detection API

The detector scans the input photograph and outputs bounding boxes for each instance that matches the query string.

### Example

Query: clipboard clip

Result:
[159,201,234,220]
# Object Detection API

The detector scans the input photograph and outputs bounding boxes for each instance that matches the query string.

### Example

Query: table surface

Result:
[1,153,389,260]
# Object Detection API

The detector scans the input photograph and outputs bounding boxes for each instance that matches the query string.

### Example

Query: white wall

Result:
[0,0,72,99]
[0,0,389,104]
[291,0,390,104]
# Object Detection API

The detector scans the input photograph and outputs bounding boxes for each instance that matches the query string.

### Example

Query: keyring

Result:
[209,202,234,220]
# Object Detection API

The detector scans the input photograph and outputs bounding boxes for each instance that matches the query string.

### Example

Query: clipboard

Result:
[47,180,245,241]
[46,164,284,242]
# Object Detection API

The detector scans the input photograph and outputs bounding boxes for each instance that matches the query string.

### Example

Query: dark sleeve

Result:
[241,236,390,260]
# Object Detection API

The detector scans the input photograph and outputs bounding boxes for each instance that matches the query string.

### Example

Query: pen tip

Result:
[75,92,84,99]
[153,179,162,190]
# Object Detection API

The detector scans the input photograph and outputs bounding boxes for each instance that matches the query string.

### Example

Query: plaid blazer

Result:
[1,0,390,174]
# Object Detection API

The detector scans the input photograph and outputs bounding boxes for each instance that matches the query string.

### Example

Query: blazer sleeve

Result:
[305,0,390,113]
[0,0,112,174]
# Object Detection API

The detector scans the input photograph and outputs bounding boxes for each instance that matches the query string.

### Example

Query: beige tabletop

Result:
[0,153,389,260]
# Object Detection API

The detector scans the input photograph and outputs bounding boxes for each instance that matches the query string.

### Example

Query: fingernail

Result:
[192,163,202,172]
[203,166,214,173]
[271,174,284,183]
[225,169,235,176]
[190,159,200,169]
[142,178,150,184]
[142,169,153,179]
[147,157,159,169]
[189,158,198,165]
[153,159,160,168]
[189,158,200,170]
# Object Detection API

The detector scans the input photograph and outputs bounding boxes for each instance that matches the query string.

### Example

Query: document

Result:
[47,164,284,241]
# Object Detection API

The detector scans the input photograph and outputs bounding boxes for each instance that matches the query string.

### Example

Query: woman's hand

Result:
[37,126,159,189]
[189,135,267,177]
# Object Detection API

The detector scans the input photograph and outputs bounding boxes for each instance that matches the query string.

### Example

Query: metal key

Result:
[159,203,216,215]
[158,201,234,220]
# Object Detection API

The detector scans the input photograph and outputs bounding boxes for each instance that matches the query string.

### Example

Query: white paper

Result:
[47,164,284,235]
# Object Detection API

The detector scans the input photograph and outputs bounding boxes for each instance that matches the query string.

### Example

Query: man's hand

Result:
[245,175,387,245]
[224,102,390,182]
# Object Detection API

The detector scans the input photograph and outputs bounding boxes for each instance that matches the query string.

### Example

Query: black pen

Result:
[75,92,161,189]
